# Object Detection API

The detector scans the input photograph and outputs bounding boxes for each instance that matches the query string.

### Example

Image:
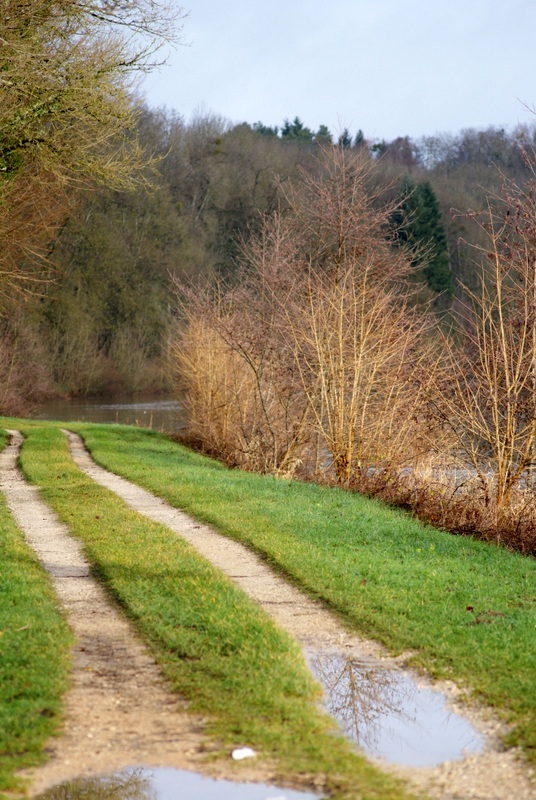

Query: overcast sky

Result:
[140,0,536,142]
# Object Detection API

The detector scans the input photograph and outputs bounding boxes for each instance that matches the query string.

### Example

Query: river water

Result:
[32,393,185,433]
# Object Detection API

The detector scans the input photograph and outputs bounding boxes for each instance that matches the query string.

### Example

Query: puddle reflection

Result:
[308,652,484,767]
[33,769,153,800]
[33,767,323,800]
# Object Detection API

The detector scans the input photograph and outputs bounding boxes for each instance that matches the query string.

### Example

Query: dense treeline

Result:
[0,0,183,294]
[4,105,535,412]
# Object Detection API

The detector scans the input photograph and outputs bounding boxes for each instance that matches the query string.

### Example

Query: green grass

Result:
[10,423,414,800]
[0,430,72,796]
[67,423,536,764]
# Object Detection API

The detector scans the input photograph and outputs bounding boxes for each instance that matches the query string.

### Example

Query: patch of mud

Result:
[0,432,282,796]
[63,430,536,800]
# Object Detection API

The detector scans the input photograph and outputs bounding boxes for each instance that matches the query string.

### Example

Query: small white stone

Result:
[231,746,256,760]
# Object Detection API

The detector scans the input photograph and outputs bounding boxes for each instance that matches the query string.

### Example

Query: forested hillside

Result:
[1,8,535,413]
[41,115,536,398]
[170,134,536,553]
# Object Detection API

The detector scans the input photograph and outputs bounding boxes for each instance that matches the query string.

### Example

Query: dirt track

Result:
[0,431,275,796]
[0,429,534,799]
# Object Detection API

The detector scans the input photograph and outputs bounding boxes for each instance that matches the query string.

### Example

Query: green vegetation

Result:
[0,431,72,795]
[11,423,414,800]
[2,418,535,793]
[68,423,536,764]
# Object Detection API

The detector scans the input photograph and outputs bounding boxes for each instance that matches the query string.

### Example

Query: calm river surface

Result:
[32,394,185,434]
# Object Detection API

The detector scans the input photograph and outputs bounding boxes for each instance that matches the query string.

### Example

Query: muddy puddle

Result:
[32,767,323,800]
[308,651,484,767]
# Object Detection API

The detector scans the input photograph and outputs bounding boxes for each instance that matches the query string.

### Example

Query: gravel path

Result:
[0,428,534,799]
[0,432,277,796]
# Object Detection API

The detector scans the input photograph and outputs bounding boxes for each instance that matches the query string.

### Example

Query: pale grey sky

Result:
[141,0,536,141]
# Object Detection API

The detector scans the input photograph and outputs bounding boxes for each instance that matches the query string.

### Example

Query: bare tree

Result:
[0,0,185,298]
[274,148,436,481]
[172,252,313,476]
[173,147,438,481]
[435,172,536,510]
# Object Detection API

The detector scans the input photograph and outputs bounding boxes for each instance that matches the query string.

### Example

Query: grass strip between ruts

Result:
[0,430,72,797]
[66,422,536,765]
[12,423,416,800]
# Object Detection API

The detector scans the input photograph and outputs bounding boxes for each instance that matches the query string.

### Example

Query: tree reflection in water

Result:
[34,768,155,800]
[32,769,323,800]
[308,652,484,767]
[309,653,414,753]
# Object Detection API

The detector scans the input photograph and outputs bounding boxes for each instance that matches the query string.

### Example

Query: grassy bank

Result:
[0,431,72,796]
[69,423,536,764]
[10,423,413,800]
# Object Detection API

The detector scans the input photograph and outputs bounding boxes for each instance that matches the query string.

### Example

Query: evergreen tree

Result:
[371,140,388,158]
[394,177,453,298]
[252,122,279,137]
[354,129,365,149]
[281,117,313,142]
[314,124,333,145]
[338,128,352,148]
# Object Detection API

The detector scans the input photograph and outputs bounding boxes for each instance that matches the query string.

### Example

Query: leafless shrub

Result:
[172,146,536,554]
[172,147,438,478]
[430,166,536,518]
[273,150,439,481]
[356,154,536,554]
[172,283,312,475]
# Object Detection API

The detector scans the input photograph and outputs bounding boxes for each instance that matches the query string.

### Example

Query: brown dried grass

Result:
[346,463,536,556]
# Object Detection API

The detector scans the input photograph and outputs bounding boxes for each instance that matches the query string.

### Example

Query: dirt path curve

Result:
[62,430,536,800]
[0,431,277,797]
